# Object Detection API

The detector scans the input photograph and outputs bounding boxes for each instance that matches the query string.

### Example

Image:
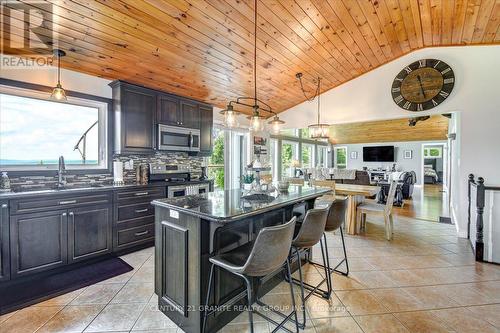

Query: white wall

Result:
[281,45,500,238]
[333,140,446,185]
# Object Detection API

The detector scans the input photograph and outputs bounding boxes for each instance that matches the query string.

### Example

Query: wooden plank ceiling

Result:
[2,0,500,115]
[329,114,449,144]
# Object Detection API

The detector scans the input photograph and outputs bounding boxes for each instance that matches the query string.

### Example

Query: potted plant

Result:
[242,174,254,190]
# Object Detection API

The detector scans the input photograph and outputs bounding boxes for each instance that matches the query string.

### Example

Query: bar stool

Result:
[202,217,298,333]
[289,206,331,328]
[315,196,349,276]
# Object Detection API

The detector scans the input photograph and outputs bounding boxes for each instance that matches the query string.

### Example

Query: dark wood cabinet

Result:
[179,100,200,129]
[111,81,157,154]
[199,105,213,156]
[68,205,112,263]
[0,201,10,282]
[157,93,180,127]
[10,209,68,278]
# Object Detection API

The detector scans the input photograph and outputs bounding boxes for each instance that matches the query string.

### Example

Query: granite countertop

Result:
[0,179,213,199]
[152,185,331,223]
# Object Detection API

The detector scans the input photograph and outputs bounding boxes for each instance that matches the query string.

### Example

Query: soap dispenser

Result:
[0,171,11,192]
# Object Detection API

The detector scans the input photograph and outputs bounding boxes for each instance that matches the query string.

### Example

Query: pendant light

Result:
[220,0,285,132]
[51,49,67,101]
[296,73,330,140]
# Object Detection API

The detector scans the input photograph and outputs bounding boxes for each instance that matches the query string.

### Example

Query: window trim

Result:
[0,78,113,176]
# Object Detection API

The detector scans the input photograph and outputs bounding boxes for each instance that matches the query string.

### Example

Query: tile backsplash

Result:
[4,152,203,192]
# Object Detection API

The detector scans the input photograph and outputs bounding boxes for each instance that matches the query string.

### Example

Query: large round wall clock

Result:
[391,59,455,112]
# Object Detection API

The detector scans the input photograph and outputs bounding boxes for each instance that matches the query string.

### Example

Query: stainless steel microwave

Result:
[158,124,200,152]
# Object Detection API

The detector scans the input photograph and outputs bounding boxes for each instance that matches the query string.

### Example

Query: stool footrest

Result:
[254,300,299,333]
[291,277,330,300]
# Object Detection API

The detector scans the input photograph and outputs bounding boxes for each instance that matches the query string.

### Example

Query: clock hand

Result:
[417,75,426,98]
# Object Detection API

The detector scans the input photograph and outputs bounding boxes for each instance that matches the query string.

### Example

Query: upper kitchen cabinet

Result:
[199,104,213,156]
[111,81,156,154]
[157,94,200,129]
[179,100,200,129]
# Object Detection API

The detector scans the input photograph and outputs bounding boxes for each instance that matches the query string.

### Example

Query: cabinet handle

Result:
[1,204,7,208]
[59,200,77,205]
[69,212,74,216]
[134,192,149,196]
[135,208,149,213]
[134,230,149,236]
[62,212,67,217]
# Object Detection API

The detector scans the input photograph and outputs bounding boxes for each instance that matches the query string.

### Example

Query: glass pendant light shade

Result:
[268,115,285,134]
[249,114,265,132]
[220,104,239,128]
[308,123,330,140]
[51,49,67,101]
[51,83,67,101]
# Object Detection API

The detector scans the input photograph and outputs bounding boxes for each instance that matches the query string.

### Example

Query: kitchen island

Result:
[152,185,330,333]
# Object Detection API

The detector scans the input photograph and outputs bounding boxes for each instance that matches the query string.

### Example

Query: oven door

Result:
[158,124,200,152]
[168,185,187,198]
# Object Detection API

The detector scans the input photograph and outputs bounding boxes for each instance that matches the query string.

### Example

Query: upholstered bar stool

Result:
[202,217,299,333]
[314,196,349,276]
[289,206,331,328]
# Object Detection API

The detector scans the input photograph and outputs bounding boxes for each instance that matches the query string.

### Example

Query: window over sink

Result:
[0,85,109,171]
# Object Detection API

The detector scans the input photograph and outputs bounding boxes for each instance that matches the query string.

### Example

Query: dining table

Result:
[311,180,379,235]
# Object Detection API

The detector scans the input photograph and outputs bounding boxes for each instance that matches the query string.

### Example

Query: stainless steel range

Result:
[149,163,210,198]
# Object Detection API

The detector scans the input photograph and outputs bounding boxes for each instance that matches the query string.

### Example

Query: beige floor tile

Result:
[394,311,453,333]
[71,283,124,305]
[432,283,496,306]
[0,306,63,333]
[96,270,135,285]
[129,265,155,283]
[0,310,17,324]
[110,282,154,304]
[34,288,87,307]
[345,258,377,271]
[369,288,424,312]
[37,304,104,333]
[131,304,177,331]
[354,314,410,333]
[467,304,500,328]
[401,286,459,309]
[335,290,389,315]
[350,271,398,289]
[313,316,363,333]
[85,303,146,332]
[219,322,270,333]
[304,293,350,319]
[383,269,429,287]
[331,274,365,291]
[430,307,498,333]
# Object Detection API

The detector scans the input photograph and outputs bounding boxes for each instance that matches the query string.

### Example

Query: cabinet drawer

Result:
[10,192,112,215]
[116,187,166,204]
[117,202,154,221]
[116,224,154,248]
[116,215,154,230]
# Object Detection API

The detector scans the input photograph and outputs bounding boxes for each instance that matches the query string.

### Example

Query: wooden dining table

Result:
[311,180,379,235]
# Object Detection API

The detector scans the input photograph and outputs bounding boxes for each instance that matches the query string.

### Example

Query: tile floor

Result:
[1,215,499,333]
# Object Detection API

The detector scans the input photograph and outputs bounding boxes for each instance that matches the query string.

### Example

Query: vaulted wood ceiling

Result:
[329,114,449,144]
[2,0,499,115]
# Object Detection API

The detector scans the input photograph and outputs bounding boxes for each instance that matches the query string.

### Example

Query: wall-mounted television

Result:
[363,146,395,162]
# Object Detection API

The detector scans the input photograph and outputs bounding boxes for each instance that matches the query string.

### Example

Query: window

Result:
[423,147,442,158]
[280,129,299,137]
[334,147,347,169]
[317,146,328,167]
[208,128,224,189]
[269,138,278,181]
[301,143,314,169]
[0,86,108,171]
[281,141,299,177]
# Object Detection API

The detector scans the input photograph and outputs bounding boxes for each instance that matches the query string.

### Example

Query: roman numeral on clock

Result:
[403,101,412,110]
[432,99,438,106]
[404,66,412,74]
[439,91,449,98]
[419,59,426,68]
[417,104,423,111]
[441,67,451,75]
[444,78,454,84]
[392,87,400,93]
[394,95,404,104]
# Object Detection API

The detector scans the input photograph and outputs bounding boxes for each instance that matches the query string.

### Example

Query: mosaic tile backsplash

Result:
[5,152,203,192]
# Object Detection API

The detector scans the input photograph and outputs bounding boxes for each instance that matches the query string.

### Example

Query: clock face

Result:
[391,59,455,111]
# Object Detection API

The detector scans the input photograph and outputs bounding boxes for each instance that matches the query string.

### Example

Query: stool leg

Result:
[293,247,306,328]
[339,227,349,276]
[322,234,333,296]
[319,237,332,299]
[285,257,300,333]
[202,263,215,333]
[243,276,255,333]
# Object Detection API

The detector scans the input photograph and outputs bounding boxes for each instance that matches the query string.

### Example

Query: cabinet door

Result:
[10,209,68,278]
[68,205,112,263]
[121,85,156,152]
[157,93,180,126]
[0,201,10,282]
[179,100,200,129]
[199,105,213,156]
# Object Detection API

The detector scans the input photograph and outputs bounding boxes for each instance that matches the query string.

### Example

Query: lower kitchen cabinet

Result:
[0,201,10,282]
[10,209,68,278]
[68,205,112,263]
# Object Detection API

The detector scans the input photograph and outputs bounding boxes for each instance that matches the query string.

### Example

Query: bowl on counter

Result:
[278,180,290,192]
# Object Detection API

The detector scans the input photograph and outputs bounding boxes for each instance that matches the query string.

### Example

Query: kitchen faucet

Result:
[57,156,66,188]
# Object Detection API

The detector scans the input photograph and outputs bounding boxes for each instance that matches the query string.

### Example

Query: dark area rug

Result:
[0,257,133,315]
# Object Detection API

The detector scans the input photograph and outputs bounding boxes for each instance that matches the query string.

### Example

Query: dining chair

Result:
[356,180,397,240]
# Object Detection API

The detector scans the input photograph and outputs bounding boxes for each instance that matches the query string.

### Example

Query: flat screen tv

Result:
[363,146,395,162]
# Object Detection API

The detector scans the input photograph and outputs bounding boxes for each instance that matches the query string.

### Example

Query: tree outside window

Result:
[209,129,224,189]
[335,147,347,169]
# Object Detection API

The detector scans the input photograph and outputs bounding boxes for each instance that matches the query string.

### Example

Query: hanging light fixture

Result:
[296,72,330,140]
[51,49,67,101]
[219,0,285,132]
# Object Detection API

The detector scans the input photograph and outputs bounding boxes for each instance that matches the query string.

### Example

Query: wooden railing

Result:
[468,174,500,262]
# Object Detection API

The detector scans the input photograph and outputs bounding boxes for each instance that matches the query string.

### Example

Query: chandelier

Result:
[296,73,330,140]
[219,0,285,133]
